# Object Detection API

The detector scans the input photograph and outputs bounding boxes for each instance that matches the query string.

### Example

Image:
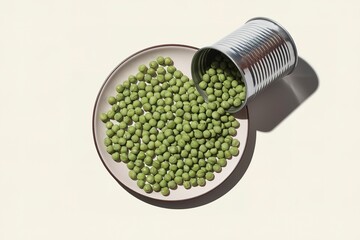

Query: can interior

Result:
[191,47,248,113]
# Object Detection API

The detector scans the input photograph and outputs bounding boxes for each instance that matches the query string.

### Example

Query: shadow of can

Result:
[247,57,319,132]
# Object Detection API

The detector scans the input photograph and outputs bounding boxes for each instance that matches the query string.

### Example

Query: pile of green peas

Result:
[198,54,246,110]
[100,56,241,196]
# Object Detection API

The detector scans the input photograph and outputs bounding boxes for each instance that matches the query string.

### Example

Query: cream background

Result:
[1,0,359,239]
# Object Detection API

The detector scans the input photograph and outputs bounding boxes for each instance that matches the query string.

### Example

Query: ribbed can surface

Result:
[191,17,298,112]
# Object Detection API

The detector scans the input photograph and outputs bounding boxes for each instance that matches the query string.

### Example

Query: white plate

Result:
[93,44,249,201]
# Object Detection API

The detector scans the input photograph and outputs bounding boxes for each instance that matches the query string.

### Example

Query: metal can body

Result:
[191,17,298,112]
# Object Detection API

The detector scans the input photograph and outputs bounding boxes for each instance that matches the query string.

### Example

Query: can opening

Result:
[191,47,248,113]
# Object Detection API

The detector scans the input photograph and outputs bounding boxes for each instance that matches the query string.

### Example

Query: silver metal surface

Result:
[191,17,298,113]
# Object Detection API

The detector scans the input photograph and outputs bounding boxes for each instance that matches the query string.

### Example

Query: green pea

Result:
[143,184,153,193]
[205,172,215,181]
[138,64,148,73]
[129,170,137,180]
[161,187,170,196]
[111,152,120,162]
[197,178,206,187]
[174,176,183,185]
[208,68,216,76]
[164,57,173,66]
[168,181,177,190]
[137,180,145,189]
[183,181,191,189]
[194,130,203,139]
[107,96,116,105]
[229,146,239,156]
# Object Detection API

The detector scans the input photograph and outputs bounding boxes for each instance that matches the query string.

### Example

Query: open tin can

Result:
[191,17,298,113]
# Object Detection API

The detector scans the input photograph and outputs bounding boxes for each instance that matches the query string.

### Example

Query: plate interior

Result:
[93,45,249,201]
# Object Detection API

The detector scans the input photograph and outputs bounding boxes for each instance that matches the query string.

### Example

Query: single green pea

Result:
[143,184,153,193]
[166,66,175,74]
[110,152,120,162]
[133,166,141,174]
[182,144,191,152]
[153,173,162,183]
[186,150,196,159]
[229,146,239,156]
[107,96,117,105]
[208,68,216,76]
[181,172,190,181]
[173,176,183,185]
[100,113,109,123]
[221,142,230,151]
[163,72,172,81]
[180,75,189,82]
[183,181,191,189]
[228,127,236,136]
[151,183,160,192]
[164,57,173,66]
[230,80,238,87]
[107,110,115,119]
[211,163,221,173]
[161,187,170,196]
[182,158,192,167]
[137,172,146,181]
[141,103,150,112]
[208,94,216,102]
[104,137,112,146]
[232,97,242,107]
[196,169,205,178]
[235,84,243,93]
[220,115,228,123]
[231,139,240,148]
[160,160,170,170]
[134,160,143,168]
[148,60,158,70]
[171,70,182,79]
[126,161,135,170]
[218,157,228,168]
[199,81,207,90]
[205,87,214,95]
[197,177,206,187]
[194,130,203,139]
[202,73,210,82]
[220,101,230,109]
[147,68,156,77]
[239,92,246,100]
[137,180,145,189]
[167,180,177,190]
[106,129,115,138]
[205,172,215,181]
[156,56,165,65]
[169,164,178,173]
[136,72,144,81]
[138,64,148,73]
[176,160,184,169]
[199,145,207,153]
[129,170,137,180]
[224,150,232,159]
[144,174,154,184]
[159,179,167,188]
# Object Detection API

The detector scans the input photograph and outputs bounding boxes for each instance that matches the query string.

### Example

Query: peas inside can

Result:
[196,53,246,112]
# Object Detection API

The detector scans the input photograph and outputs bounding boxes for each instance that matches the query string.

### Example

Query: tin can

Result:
[191,17,298,113]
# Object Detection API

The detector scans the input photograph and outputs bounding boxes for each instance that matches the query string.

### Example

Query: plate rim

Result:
[92,44,250,202]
